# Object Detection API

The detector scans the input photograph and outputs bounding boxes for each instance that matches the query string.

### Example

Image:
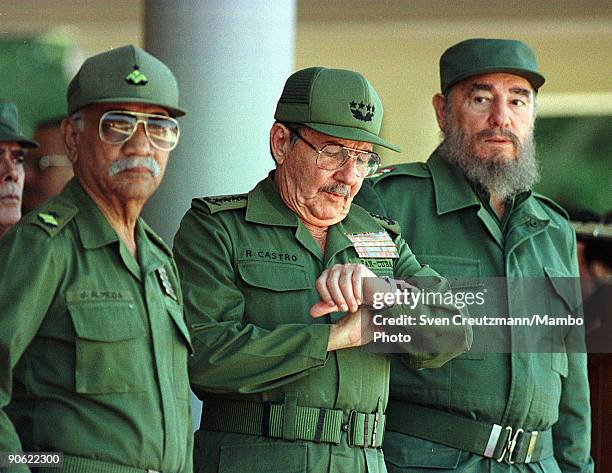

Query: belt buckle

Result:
[344,409,357,447]
[495,426,524,464]
[372,411,381,447]
[147,470,161,473]
[525,431,539,463]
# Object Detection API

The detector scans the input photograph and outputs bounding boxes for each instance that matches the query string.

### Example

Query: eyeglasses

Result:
[98,110,180,151]
[287,127,381,178]
[38,155,72,169]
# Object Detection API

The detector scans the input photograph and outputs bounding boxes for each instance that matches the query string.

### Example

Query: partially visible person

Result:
[0,99,38,238]
[22,116,73,213]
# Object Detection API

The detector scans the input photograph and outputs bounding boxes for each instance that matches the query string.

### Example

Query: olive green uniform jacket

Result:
[0,180,193,473]
[173,175,471,473]
[354,151,593,473]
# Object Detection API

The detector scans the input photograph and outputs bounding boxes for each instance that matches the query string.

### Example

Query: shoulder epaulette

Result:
[367,162,430,184]
[21,200,78,237]
[533,193,570,220]
[368,211,401,235]
[197,194,248,214]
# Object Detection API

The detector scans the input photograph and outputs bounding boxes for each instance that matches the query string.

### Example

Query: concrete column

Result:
[143,0,296,244]
[143,0,296,429]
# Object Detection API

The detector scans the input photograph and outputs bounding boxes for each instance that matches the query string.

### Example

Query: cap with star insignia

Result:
[67,45,185,117]
[274,67,400,152]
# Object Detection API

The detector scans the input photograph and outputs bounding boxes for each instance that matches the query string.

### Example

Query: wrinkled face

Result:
[274,126,371,227]
[440,72,535,163]
[0,141,25,230]
[23,125,73,213]
[68,103,172,203]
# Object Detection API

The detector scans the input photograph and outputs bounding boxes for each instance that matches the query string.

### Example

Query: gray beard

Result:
[438,127,540,202]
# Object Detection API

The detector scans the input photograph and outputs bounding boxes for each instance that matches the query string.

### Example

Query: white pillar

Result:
[143,0,296,429]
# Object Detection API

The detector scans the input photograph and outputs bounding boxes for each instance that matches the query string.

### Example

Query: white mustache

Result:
[108,157,161,177]
[0,183,21,197]
[321,183,350,197]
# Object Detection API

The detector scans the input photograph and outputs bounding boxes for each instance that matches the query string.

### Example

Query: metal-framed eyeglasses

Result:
[98,110,180,151]
[287,127,381,178]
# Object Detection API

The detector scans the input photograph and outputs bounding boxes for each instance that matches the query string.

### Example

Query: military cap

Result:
[440,38,545,93]
[0,99,38,148]
[274,67,400,152]
[67,45,185,117]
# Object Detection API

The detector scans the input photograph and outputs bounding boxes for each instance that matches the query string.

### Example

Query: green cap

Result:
[0,100,38,148]
[274,67,400,152]
[67,45,185,117]
[440,38,545,93]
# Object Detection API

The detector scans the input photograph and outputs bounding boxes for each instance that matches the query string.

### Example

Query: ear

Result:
[432,93,448,132]
[61,117,80,165]
[269,123,292,165]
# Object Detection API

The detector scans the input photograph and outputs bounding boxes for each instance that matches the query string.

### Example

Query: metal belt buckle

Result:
[525,431,539,463]
[147,470,161,473]
[495,426,524,464]
[372,411,381,447]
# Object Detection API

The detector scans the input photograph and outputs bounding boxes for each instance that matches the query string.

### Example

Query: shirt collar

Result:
[427,148,481,215]
[245,171,301,227]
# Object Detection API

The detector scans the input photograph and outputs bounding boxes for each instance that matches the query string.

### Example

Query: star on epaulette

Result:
[369,212,397,226]
[38,212,59,227]
[203,195,248,206]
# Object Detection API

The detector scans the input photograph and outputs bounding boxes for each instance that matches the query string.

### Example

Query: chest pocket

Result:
[68,302,148,394]
[237,262,312,327]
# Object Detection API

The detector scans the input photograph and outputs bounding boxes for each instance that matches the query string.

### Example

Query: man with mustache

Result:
[355,39,592,472]
[0,46,193,473]
[173,67,472,473]
[0,100,38,238]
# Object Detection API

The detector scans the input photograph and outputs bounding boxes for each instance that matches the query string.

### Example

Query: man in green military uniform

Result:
[355,39,593,472]
[174,67,472,473]
[0,100,38,238]
[0,45,193,472]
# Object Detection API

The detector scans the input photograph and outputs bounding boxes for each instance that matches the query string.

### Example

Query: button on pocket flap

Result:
[237,262,310,291]
[68,303,145,341]
[166,302,194,353]
[544,266,581,311]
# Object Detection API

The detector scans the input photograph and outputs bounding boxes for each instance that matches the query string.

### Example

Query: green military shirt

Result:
[355,150,593,473]
[173,174,471,473]
[0,180,193,473]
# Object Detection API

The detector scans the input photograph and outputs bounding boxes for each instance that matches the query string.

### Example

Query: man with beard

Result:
[174,66,471,473]
[355,39,592,472]
[0,46,193,472]
[0,100,38,238]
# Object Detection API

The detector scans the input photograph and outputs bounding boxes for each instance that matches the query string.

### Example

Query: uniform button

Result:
[341,423,349,432]
[529,219,539,228]
[128,303,135,309]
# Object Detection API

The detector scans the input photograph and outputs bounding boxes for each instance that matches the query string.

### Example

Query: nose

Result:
[333,155,360,185]
[124,121,152,152]
[488,100,511,128]
[1,151,21,183]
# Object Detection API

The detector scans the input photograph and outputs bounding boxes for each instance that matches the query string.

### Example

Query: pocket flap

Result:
[237,262,310,291]
[166,302,194,353]
[68,303,145,341]
[384,432,462,469]
[544,266,581,311]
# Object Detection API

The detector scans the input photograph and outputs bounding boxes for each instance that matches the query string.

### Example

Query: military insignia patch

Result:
[125,66,149,85]
[345,231,399,258]
[157,267,178,301]
[38,212,59,227]
[349,100,375,122]
[367,167,394,179]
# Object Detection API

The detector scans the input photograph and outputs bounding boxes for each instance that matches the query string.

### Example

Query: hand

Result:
[324,307,374,351]
[310,264,377,317]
